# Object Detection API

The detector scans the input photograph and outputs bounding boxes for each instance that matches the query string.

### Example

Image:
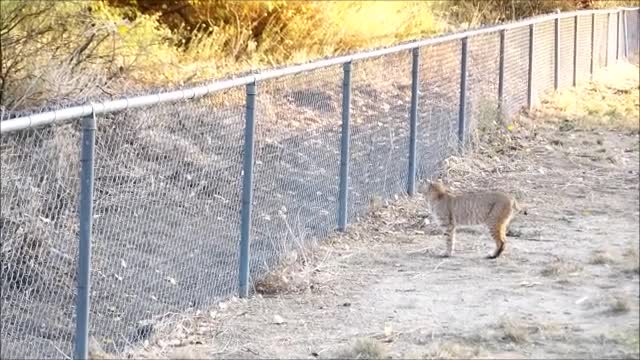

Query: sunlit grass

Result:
[537,63,640,131]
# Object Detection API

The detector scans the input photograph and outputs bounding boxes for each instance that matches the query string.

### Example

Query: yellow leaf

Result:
[266,1,275,12]
[506,124,514,131]
[117,24,129,35]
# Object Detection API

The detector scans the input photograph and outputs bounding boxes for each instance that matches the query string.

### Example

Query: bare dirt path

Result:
[121,65,640,360]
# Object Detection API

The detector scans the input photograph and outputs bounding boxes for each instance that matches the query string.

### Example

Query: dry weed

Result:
[88,336,113,360]
[253,242,333,295]
[622,244,640,275]
[607,295,632,315]
[335,338,388,360]
[589,250,616,265]
[421,340,486,359]
[540,259,583,278]
[535,63,640,132]
[497,321,529,343]
[494,317,550,344]
[253,262,312,295]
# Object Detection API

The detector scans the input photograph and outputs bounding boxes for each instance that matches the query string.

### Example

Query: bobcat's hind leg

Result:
[487,222,507,259]
[444,224,456,257]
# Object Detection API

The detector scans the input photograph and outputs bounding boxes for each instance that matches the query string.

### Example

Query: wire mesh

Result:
[416,41,461,181]
[594,14,610,73]
[1,9,636,359]
[249,66,342,277]
[626,10,640,61]
[87,89,245,355]
[502,26,531,118]
[1,123,81,359]
[558,17,577,89]
[348,51,412,221]
[575,14,594,84]
[608,13,618,65]
[533,20,556,104]
[466,32,500,138]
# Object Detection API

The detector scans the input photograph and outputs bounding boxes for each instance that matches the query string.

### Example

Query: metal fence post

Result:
[590,13,596,78]
[73,113,96,360]
[554,16,560,90]
[616,11,621,62]
[497,29,506,121]
[623,10,629,59]
[573,15,579,87]
[527,24,535,110]
[605,12,611,67]
[458,37,468,147]
[337,61,352,232]
[238,81,257,298]
[407,48,420,196]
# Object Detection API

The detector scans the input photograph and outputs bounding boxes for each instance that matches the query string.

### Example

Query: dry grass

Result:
[249,211,349,297]
[7,1,631,111]
[580,293,635,316]
[252,238,334,296]
[622,243,640,275]
[607,295,632,315]
[496,318,532,344]
[2,1,446,110]
[589,250,616,265]
[540,259,583,278]
[535,63,640,132]
[494,317,564,345]
[252,251,314,296]
[420,341,486,359]
[335,338,388,360]
[442,0,638,28]
[589,246,640,274]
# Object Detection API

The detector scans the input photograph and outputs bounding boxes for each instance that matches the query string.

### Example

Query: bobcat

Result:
[420,180,524,259]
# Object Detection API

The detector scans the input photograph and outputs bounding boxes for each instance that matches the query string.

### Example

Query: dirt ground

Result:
[112,64,640,360]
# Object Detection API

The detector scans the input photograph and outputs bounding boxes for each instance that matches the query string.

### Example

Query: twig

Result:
[432,259,447,272]
[50,341,71,360]
[407,246,431,255]
[520,238,555,243]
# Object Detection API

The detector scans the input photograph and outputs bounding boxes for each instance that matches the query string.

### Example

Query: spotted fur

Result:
[420,180,523,259]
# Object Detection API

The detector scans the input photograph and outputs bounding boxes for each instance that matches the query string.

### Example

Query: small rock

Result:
[167,339,183,347]
[273,315,285,325]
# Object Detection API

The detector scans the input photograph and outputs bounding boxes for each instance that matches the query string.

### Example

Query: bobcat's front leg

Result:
[444,224,456,257]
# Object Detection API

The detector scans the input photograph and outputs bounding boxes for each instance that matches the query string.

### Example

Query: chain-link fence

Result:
[1,7,638,360]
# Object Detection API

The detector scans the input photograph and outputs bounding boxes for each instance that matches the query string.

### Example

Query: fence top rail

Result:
[1,6,636,134]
